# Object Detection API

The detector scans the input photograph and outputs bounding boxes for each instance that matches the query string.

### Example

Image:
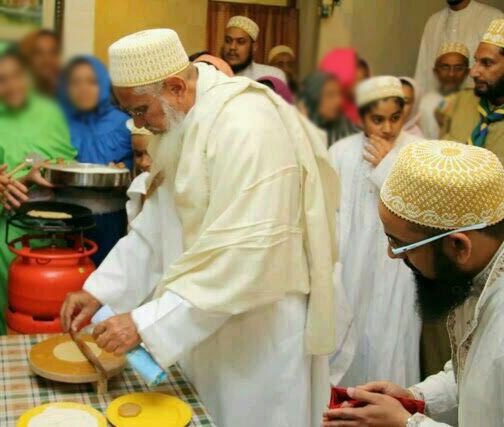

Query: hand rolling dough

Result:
[28,408,98,427]
[53,341,102,363]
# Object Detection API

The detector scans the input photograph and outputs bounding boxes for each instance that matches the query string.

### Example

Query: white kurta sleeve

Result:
[83,217,161,314]
[367,146,402,189]
[131,291,230,368]
[414,18,434,93]
[410,361,458,418]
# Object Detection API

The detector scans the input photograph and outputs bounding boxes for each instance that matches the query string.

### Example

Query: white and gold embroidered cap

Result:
[356,76,404,108]
[227,16,260,41]
[482,19,504,49]
[381,140,504,230]
[108,29,189,88]
[436,41,470,60]
[268,45,295,63]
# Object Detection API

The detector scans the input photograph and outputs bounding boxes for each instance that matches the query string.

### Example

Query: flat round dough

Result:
[27,210,72,219]
[118,402,142,418]
[28,407,98,427]
[53,341,102,363]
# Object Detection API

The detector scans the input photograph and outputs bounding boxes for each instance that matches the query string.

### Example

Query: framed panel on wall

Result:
[0,0,64,41]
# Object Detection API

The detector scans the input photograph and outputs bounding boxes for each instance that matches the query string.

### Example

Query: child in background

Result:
[126,119,153,225]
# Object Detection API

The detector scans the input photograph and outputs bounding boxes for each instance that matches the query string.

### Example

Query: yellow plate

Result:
[106,392,192,427]
[17,402,107,427]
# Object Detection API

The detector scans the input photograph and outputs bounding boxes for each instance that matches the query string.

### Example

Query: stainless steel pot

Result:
[43,163,131,188]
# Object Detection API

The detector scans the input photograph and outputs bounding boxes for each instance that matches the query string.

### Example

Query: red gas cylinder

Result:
[7,234,98,334]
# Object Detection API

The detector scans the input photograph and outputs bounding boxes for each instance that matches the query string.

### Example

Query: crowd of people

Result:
[1,0,504,426]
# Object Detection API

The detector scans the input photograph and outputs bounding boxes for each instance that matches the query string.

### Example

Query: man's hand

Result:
[60,290,102,333]
[363,136,394,167]
[21,162,53,188]
[357,381,414,399]
[92,313,141,356]
[322,387,411,427]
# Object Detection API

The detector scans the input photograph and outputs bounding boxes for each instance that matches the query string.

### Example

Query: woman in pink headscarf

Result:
[319,48,360,125]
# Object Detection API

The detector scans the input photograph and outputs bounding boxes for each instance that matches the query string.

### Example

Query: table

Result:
[0,334,216,427]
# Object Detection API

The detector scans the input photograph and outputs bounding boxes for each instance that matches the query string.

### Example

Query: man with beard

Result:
[60,29,350,427]
[323,140,504,427]
[441,19,504,163]
[414,0,502,93]
[329,76,421,388]
[419,41,470,139]
[221,16,286,83]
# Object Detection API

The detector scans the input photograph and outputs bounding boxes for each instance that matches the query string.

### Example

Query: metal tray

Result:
[43,163,131,188]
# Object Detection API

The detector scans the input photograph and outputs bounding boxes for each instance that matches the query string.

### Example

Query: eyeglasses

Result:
[388,223,488,256]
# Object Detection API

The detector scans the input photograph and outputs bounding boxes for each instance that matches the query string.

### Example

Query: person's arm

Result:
[414,18,433,93]
[83,195,165,313]
[409,361,458,419]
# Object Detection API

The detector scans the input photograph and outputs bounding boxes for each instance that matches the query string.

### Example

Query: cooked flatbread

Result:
[27,210,72,220]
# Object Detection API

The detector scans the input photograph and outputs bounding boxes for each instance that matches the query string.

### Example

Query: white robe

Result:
[414,1,503,93]
[410,243,504,427]
[84,63,346,427]
[235,61,287,83]
[329,131,421,387]
[125,171,149,225]
[419,91,444,140]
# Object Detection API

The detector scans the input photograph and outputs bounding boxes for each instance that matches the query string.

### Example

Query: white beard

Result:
[146,100,185,194]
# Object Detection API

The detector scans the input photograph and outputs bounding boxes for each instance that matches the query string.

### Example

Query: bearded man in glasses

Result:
[323,140,504,427]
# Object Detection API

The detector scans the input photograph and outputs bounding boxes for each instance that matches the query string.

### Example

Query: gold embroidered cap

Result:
[356,76,404,108]
[482,19,504,48]
[436,41,470,60]
[227,16,260,41]
[268,45,295,63]
[108,29,189,88]
[381,140,504,230]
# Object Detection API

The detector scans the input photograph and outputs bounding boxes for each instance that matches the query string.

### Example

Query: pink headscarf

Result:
[194,54,234,77]
[319,48,360,124]
[257,76,294,104]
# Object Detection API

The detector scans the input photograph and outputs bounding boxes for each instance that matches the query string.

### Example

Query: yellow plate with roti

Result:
[17,402,107,427]
[106,392,192,427]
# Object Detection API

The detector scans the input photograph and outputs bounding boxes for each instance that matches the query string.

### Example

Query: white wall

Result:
[62,0,95,60]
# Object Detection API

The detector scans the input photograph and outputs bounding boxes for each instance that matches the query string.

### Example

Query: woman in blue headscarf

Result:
[57,55,132,265]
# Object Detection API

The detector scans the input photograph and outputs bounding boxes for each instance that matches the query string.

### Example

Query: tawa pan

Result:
[43,162,131,188]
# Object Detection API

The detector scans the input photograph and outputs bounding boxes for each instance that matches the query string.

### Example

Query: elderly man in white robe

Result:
[329,76,421,388]
[414,0,502,93]
[323,140,504,427]
[60,29,350,427]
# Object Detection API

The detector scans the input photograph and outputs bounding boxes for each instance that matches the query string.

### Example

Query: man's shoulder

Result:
[473,1,504,18]
[425,7,447,28]
[329,133,363,161]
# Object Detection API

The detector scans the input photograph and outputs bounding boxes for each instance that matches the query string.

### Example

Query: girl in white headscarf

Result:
[400,77,424,137]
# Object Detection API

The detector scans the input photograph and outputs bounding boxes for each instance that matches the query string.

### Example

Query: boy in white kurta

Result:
[60,29,351,427]
[329,76,421,388]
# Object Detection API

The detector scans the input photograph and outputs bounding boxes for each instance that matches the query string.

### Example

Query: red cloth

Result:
[329,387,426,415]
[319,48,360,125]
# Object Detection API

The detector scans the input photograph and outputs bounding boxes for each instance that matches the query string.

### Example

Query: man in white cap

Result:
[419,41,470,139]
[323,140,504,427]
[60,28,350,427]
[268,44,297,91]
[414,0,502,93]
[328,76,421,389]
[221,15,287,83]
[440,19,504,164]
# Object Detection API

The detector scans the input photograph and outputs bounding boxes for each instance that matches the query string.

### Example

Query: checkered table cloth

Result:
[0,334,216,427]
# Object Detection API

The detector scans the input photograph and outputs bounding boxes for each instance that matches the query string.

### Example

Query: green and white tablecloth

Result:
[0,334,216,426]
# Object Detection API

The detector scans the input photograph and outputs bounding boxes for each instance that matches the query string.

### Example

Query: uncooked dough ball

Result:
[118,402,142,417]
